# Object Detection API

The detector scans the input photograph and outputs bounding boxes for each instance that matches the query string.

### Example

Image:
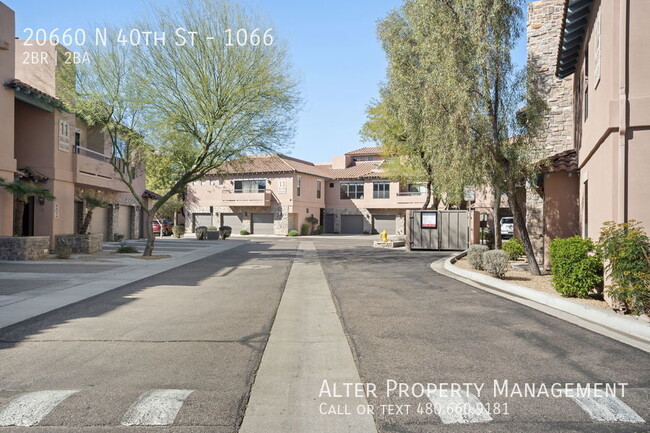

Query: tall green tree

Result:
[0,179,55,236]
[60,0,300,256]
[373,0,546,274]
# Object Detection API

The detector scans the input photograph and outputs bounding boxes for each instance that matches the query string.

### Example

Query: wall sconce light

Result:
[38,196,45,205]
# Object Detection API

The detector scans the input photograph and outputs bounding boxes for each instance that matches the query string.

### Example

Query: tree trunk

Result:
[505,188,541,276]
[493,188,502,250]
[13,199,25,236]
[79,210,94,235]
[421,181,432,209]
[142,210,156,256]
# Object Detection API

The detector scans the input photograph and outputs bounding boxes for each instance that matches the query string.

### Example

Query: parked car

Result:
[500,216,514,239]
[152,219,174,236]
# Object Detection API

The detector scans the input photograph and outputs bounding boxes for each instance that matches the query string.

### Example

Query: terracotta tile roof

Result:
[215,154,329,178]
[539,149,578,173]
[317,161,385,180]
[4,79,64,109]
[345,146,382,156]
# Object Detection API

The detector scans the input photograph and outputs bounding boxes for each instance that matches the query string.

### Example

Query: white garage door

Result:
[118,205,132,238]
[373,215,396,234]
[221,213,243,231]
[252,213,274,234]
[193,213,213,231]
[341,215,364,234]
[90,206,109,241]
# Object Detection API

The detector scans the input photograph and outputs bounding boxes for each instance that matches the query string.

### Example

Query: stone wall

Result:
[55,233,103,254]
[527,0,575,263]
[0,236,50,260]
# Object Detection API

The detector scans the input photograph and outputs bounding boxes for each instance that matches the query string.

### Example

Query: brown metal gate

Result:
[409,210,469,250]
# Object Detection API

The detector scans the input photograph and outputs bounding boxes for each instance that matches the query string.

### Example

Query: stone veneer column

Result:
[526,0,575,263]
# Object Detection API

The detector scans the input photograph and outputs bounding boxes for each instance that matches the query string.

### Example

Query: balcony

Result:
[73,145,129,192]
[396,191,428,207]
[220,190,272,207]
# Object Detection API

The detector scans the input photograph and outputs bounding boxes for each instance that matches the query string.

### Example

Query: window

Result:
[316,180,322,199]
[368,156,374,161]
[340,182,364,199]
[407,183,427,195]
[329,182,334,188]
[373,181,390,199]
[234,179,266,193]
[297,176,301,196]
[74,131,80,147]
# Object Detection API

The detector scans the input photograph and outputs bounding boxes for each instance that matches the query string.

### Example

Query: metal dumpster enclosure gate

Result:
[408,210,469,250]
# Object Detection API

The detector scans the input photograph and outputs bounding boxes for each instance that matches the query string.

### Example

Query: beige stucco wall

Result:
[543,172,580,268]
[0,2,17,236]
[573,0,650,240]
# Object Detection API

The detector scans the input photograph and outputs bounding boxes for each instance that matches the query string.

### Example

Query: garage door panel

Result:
[222,213,243,230]
[252,213,274,235]
[193,213,212,231]
[118,206,132,238]
[373,215,396,234]
[341,215,364,234]
[90,207,108,241]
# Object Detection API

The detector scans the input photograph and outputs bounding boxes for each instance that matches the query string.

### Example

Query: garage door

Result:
[341,215,364,234]
[193,213,212,231]
[324,214,335,233]
[90,206,109,241]
[373,215,396,234]
[118,205,132,238]
[221,213,243,231]
[252,213,274,235]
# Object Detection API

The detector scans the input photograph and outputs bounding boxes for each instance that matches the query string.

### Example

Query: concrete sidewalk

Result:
[0,239,247,330]
[239,241,377,433]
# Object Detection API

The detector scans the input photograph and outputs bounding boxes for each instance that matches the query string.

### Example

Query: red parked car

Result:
[152,219,173,236]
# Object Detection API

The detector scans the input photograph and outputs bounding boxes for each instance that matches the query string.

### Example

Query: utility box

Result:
[407,210,469,251]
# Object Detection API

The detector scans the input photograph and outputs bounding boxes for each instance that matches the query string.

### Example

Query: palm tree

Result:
[0,179,56,236]
[78,193,109,235]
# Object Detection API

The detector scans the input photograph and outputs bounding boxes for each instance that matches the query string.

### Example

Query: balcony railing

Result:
[220,190,272,206]
[74,145,126,172]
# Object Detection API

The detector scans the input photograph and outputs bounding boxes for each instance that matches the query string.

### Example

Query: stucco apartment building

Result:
[187,147,430,235]
[0,2,149,245]
[522,0,649,268]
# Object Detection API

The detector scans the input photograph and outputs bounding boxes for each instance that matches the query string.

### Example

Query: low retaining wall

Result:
[0,236,50,261]
[55,234,104,254]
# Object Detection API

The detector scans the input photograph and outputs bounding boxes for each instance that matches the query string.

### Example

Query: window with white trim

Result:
[340,182,364,199]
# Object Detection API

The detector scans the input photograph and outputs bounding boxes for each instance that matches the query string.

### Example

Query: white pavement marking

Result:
[239,242,377,433]
[426,390,493,424]
[564,389,645,423]
[0,390,79,427]
[121,389,193,426]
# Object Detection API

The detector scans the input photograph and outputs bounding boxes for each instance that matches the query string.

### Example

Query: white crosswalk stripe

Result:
[121,389,193,426]
[0,390,79,427]
[564,389,645,423]
[426,389,493,424]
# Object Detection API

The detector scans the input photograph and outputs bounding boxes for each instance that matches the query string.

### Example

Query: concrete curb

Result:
[438,251,650,345]
[0,240,249,330]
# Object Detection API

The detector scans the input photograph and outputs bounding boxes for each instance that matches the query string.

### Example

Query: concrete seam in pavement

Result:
[0,240,248,330]
[432,254,650,353]
[239,241,378,433]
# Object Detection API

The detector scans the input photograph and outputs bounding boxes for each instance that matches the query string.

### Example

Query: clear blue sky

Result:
[5,0,529,164]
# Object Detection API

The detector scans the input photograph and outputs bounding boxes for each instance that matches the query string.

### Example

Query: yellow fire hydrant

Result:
[380,229,388,242]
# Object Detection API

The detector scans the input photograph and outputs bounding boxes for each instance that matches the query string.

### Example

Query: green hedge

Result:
[288,230,299,237]
[502,238,524,260]
[550,236,602,298]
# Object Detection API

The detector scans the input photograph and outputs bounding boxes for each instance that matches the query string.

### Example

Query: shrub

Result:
[195,226,208,240]
[300,223,309,236]
[113,233,125,242]
[240,229,250,236]
[467,244,489,270]
[288,230,299,237]
[550,236,603,298]
[116,241,138,254]
[598,220,650,314]
[55,243,72,259]
[483,249,510,279]
[172,225,186,238]
[207,226,218,230]
[219,226,232,239]
[314,225,324,235]
[502,238,525,260]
